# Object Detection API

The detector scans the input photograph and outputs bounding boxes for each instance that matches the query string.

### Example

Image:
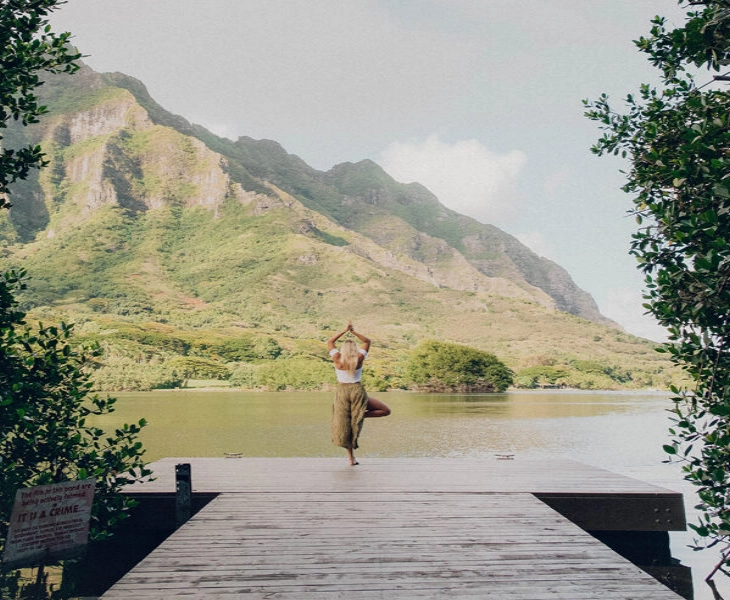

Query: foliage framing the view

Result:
[0,0,80,209]
[0,270,151,549]
[0,0,150,574]
[585,0,730,588]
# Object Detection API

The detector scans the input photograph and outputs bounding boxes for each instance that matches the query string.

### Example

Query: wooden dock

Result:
[100,457,688,599]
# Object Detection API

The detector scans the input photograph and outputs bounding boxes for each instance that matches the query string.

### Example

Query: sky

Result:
[48,0,693,341]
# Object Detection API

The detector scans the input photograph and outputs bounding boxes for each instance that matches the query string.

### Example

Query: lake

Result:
[98,389,727,600]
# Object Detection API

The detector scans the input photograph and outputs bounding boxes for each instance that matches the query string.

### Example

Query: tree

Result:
[514,365,568,389]
[0,0,150,581]
[167,356,230,384]
[585,1,730,591]
[1,0,80,209]
[407,340,513,392]
[0,270,150,546]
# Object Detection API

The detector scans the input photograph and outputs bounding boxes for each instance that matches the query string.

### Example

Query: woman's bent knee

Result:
[366,396,391,417]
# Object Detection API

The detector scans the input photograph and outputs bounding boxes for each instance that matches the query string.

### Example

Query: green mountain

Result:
[0,63,676,391]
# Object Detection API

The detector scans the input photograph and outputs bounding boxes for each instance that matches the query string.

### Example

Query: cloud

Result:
[379,136,526,226]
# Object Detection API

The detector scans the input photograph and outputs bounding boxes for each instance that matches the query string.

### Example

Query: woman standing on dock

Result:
[327,321,390,465]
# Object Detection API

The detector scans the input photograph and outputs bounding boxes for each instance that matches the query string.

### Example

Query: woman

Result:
[327,321,390,465]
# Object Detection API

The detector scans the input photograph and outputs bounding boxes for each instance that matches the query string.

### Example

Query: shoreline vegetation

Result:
[81,331,686,394]
[89,366,681,393]
[85,351,685,394]
[10,299,679,394]
[79,331,685,394]
[84,349,684,393]
[121,383,670,394]
[85,350,682,392]
[61,318,684,394]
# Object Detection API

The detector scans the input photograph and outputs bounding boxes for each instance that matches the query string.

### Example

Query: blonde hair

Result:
[339,339,360,374]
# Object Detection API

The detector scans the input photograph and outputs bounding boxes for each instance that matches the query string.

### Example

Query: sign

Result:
[2,479,95,569]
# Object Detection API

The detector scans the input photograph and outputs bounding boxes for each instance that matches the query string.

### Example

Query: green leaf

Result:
[713,184,730,198]
[708,404,730,417]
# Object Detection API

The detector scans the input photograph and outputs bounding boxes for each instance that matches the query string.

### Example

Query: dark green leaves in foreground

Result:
[0,269,151,550]
[585,0,730,586]
[0,0,81,208]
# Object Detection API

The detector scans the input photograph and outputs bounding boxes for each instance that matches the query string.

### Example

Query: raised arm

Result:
[349,324,370,353]
[327,322,351,352]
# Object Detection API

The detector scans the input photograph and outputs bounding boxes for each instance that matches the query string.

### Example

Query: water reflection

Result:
[98,390,670,464]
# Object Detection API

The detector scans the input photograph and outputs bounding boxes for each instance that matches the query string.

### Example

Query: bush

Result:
[407,340,513,392]
[514,366,568,389]
[230,358,332,391]
[228,363,259,388]
[166,356,229,381]
[0,270,150,547]
[199,336,282,362]
[90,359,183,391]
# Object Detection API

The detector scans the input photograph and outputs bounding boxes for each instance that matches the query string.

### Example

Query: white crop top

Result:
[330,348,367,383]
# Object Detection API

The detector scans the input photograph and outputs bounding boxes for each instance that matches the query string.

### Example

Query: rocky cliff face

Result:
[318,158,613,325]
[1,63,617,331]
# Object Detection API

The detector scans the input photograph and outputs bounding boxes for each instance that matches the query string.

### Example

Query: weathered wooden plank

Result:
[103,581,680,599]
[103,585,678,600]
[127,457,679,495]
[134,556,637,569]
[101,488,684,599]
[112,566,665,580]
[123,458,686,536]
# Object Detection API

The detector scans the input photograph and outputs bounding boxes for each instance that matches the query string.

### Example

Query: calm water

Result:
[97,389,727,600]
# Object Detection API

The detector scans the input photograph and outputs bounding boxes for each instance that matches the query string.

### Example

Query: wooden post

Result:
[33,563,45,600]
[175,463,192,528]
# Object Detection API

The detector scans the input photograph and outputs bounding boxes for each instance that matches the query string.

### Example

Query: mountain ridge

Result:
[92,68,616,326]
[0,62,678,391]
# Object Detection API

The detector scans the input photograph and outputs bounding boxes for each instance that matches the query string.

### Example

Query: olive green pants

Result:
[332,382,368,450]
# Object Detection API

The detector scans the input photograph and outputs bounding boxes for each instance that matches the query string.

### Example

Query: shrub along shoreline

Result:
[87,338,683,393]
